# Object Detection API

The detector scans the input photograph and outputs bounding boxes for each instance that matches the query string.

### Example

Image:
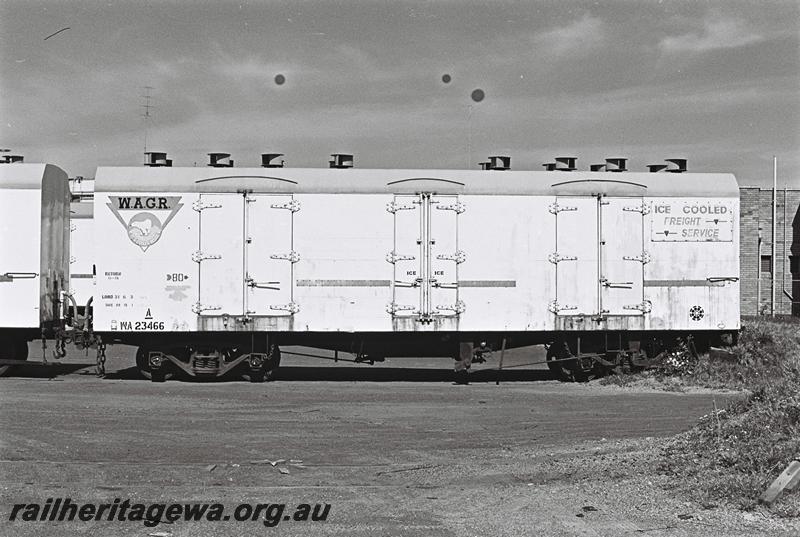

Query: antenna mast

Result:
[141,86,154,163]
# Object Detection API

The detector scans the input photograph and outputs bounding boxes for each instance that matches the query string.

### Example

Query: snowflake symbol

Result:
[689,305,704,321]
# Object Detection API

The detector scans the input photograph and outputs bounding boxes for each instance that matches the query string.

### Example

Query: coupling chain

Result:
[54,335,67,360]
[96,341,107,377]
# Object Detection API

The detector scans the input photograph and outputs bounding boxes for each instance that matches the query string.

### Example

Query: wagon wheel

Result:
[264,345,281,381]
[135,346,153,380]
[150,367,166,383]
[546,341,578,382]
[572,358,608,382]
[620,353,633,375]
[546,341,606,382]
[610,351,632,375]
[248,368,265,383]
[243,344,281,383]
[139,346,187,381]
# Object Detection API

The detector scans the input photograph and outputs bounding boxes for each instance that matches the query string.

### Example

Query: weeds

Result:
[687,319,800,391]
[599,372,638,387]
[658,318,800,511]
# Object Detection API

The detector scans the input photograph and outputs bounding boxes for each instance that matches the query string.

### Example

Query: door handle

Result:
[603,281,633,289]
[0,272,38,282]
[247,280,281,290]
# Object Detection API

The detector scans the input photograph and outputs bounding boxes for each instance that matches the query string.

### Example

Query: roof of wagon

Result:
[95,167,739,197]
[0,163,67,189]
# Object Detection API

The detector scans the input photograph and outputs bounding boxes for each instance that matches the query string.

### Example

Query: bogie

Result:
[136,342,281,382]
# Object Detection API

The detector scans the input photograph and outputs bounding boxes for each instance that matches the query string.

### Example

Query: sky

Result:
[1,0,798,187]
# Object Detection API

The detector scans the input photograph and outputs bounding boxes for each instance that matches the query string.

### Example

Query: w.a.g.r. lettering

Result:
[115,197,175,210]
[107,195,183,251]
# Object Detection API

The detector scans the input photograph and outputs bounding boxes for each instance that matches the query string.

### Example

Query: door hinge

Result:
[192,251,222,262]
[623,203,651,215]
[435,201,466,214]
[436,250,466,263]
[270,302,300,314]
[270,251,300,263]
[386,251,416,264]
[69,256,76,264]
[548,301,577,313]
[192,199,223,212]
[70,223,76,232]
[548,252,578,264]
[622,251,651,264]
[192,302,221,314]
[548,202,578,214]
[387,303,418,315]
[386,201,417,213]
[623,300,652,313]
[435,300,466,314]
[271,199,301,212]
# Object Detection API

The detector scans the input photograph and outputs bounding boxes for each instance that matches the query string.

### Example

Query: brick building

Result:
[739,187,800,316]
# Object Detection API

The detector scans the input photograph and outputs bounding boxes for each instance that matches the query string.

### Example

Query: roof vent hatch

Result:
[329,153,354,168]
[479,155,511,170]
[543,156,577,172]
[144,151,172,167]
[208,153,234,168]
[590,158,627,172]
[261,153,285,168]
[647,159,687,173]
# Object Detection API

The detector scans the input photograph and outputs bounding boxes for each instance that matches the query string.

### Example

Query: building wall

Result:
[739,187,800,316]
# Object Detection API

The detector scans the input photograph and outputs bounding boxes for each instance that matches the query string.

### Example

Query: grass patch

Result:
[599,371,639,388]
[686,319,800,391]
[599,369,687,391]
[658,319,800,512]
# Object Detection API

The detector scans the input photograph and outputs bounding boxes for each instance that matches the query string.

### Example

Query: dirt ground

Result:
[0,344,797,536]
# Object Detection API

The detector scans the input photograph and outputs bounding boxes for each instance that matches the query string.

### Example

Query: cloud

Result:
[216,57,300,84]
[533,13,605,57]
[659,15,764,54]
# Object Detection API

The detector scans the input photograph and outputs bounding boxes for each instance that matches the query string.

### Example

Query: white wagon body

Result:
[68,201,94,309]
[92,167,739,349]
[0,163,70,344]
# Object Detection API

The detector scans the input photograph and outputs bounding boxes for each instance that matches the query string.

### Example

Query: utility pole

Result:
[141,86,154,164]
[771,155,777,316]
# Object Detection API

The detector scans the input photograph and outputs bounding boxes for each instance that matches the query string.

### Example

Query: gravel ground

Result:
[0,344,796,536]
